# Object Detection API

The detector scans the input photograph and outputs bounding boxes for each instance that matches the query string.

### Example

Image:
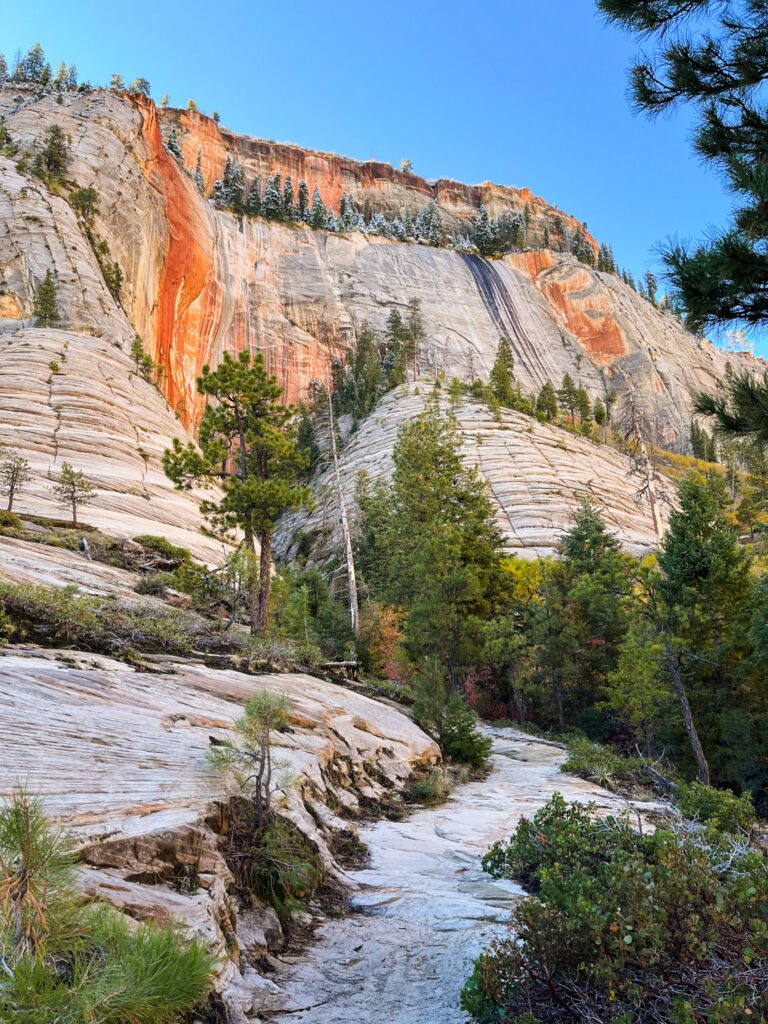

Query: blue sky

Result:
[4,0,739,341]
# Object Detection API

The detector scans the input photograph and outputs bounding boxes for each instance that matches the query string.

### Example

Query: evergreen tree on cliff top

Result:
[599,0,768,333]
[163,351,312,635]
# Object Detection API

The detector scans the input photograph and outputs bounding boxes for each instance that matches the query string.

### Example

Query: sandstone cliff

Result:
[275,386,669,563]
[1,86,753,458]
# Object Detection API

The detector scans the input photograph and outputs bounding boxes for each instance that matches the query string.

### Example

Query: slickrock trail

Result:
[271,729,649,1023]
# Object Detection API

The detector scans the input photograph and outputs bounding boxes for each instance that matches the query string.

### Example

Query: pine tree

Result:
[53,462,95,528]
[110,73,125,91]
[129,77,151,97]
[369,211,390,236]
[297,179,309,221]
[32,270,59,325]
[655,472,755,784]
[21,44,46,82]
[356,404,504,683]
[644,270,658,306]
[473,205,495,256]
[489,338,520,408]
[599,0,768,331]
[282,174,295,218]
[262,172,283,220]
[53,62,68,90]
[245,176,261,215]
[0,55,8,87]
[194,149,205,193]
[0,448,32,512]
[557,373,579,423]
[163,351,313,634]
[31,124,68,182]
[309,185,326,229]
[576,387,593,427]
[166,126,182,160]
[536,382,558,421]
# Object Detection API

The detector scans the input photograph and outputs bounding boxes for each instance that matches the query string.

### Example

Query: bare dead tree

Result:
[618,398,669,543]
[325,379,360,641]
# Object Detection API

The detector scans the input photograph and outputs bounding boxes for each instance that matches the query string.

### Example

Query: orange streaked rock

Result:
[510,250,626,364]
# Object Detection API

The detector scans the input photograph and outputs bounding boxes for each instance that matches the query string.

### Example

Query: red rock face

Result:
[137,98,221,426]
[163,106,597,246]
[510,251,626,364]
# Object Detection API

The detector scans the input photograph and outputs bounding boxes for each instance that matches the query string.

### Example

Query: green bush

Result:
[464,794,768,1024]
[0,791,214,1023]
[412,660,492,768]
[134,572,170,597]
[405,768,450,806]
[222,803,321,922]
[675,781,756,833]
[133,534,191,562]
[0,510,23,530]
[560,736,646,791]
[441,694,492,768]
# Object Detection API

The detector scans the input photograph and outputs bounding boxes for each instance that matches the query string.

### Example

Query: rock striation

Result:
[0,644,438,1017]
[276,385,668,562]
[1,86,755,451]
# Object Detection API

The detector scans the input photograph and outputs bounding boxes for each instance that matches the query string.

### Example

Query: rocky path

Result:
[270,728,648,1023]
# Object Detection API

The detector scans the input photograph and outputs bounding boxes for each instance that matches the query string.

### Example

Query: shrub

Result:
[441,694,492,768]
[133,534,191,563]
[0,581,205,657]
[464,794,768,1024]
[412,659,492,768]
[405,768,450,806]
[0,510,23,530]
[134,572,170,597]
[220,800,321,922]
[675,780,756,833]
[0,790,214,1023]
[560,736,646,792]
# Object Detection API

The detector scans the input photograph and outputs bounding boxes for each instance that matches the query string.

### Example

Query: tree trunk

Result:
[255,528,272,634]
[6,485,14,513]
[554,676,565,733]
[326,383,360,639]
[244,531,260,636]
[512,682,526,725]
[72,499,77,529]
[664,640,710,785]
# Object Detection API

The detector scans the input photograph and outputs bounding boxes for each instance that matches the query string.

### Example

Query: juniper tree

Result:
[599,0,768,332]
[32,270,60,326]
[163,351,313,634]
[53,462,94,528]
[0,448,32,512]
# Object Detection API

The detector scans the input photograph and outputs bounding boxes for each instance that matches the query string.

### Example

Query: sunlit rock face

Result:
[0,645,438,1016]
[2,86,751,452]
[274,387,670,563]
